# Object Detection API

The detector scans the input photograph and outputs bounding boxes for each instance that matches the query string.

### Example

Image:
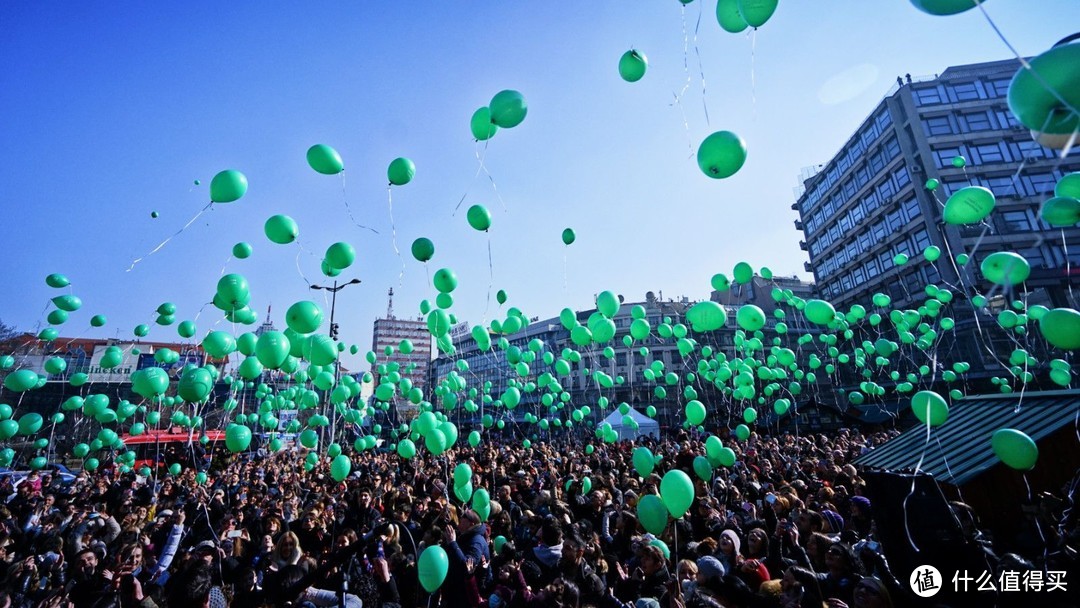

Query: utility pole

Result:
[309,278,361,443]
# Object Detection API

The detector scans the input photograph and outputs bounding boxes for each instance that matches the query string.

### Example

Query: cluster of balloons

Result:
[470,90,528,141]
[716,0,780,33]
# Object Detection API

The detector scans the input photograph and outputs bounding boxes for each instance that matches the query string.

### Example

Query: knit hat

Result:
[720,529,742,555]
[696,556,726,581]
[850,495,871,512]
[822,510,845,534]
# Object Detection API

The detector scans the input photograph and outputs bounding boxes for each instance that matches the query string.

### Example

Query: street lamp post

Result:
[309,278,361,444]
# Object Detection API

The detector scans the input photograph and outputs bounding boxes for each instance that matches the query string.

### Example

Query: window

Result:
[1011,140,1048,162]
[961,111,992,132]
[933,146,963,169]
[887,209,905,231]
[999,210,1032,233]
[923,115,953,136]
[988,78,1011,98]
[1024,172,1057,195]
[885,136,901,159]
[876,110,893,132]
[894,165,911,188]
[902,198,922,222]
[911,228,931,250]
[949,82,982,102]
[995,110,1021,129]
[914,86,943,106]
[985,175,1019,197]
[974,142,1006,164]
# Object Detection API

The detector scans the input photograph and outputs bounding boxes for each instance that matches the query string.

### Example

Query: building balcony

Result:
[794,220,804,231]
[799,240,808,251]
[804,261,814,273]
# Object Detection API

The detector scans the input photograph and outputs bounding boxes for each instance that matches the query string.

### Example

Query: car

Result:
[0,463,79,492]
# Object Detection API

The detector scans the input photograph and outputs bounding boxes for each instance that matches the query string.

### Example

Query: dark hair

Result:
[165,561,213,607]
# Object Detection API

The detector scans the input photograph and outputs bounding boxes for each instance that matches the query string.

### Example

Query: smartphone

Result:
[866,540,880,552]
[765,493,777,505]
[742,501,753,512]
[228,530,243,539]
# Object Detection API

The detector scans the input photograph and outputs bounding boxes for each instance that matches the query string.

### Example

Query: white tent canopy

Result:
[603,407,660,441]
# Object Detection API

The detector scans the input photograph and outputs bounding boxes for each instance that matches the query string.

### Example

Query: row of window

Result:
[805,160,911,242]
[821,262,942,305]
[814,199,925,280]
[937,169,1067,200]
[913,77,1012,107]
[922,108,1022,137]
[932,139,1070,169]
[800,110,894,213]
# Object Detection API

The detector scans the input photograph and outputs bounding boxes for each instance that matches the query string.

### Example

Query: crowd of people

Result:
[0,427,1076,608]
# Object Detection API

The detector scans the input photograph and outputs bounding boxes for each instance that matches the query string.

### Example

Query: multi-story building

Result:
[794,58,1080,394]
[371,289,432,420]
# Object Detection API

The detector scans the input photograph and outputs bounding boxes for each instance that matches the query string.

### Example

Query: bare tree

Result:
[0,319,17,343]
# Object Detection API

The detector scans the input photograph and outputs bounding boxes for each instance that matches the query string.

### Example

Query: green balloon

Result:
[286,301,322,334]
[17,412,43,435]
[47,309,68,325]
[265,215,299,244]
[911,391,949,426]
[1040,196,1080,227]
[397,438,417,459]
[660,469,694,518]
[466,205,492,231]
[433,268,458,293]
[685,400,706,426]
[325,242,356,270]
[943,186,995,225]
[991,428,1038,470]
[224,424,252,453]
[693,456,713,481]
[45,273,70,288]
[210,169,248,203]
[909,0,980,16]
[52,294,82,312]
[232,242,253,259]
[255,331,291,369]
[618,49,648,82]
[470,107,498,141]
[735,424,751,441]
[924,245,942,262]
[596,291,620,318]
[718,447,737,467]
[804,299,836,325]
[980,251,1031,286]
[178,367,213,402]
[4,369,39,392]
[737,0,778,27]
[418,546,449,593]
[90,314,107,327]
[169,463,182,476]
[489,90,528,128]
[716,0,749,32]
[631,494,667,537]
[1040,308,1080,350]
[1008,43,1080,136]
[299,429,319,450]
[330,454,352,482]
[411,237,435,262]
[387,157,415,186]
[561,228,576,245]
[697,131,747,179]
[307,144,344,175]
[686,301,727,332]
[736,305,766,331]
[1056,172,1080,198]
[632,446,655,477]
[202,331,237,358]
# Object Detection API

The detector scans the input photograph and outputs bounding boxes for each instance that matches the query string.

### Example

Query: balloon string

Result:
[453,141,489,216]
[293,241,314,288]
[387,186,405,286]
[339,172,379,234]
[127,202,212,271]
[670,4,695,158]
[692,1,710,126]
[976,2,1080,121]
[901,410,933,553]
[1062,229,1076,304]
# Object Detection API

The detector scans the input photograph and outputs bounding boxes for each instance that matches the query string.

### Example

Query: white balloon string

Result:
[453,142,489,216]
[693,1,710,126]
[901,411,933,552]
[976,2,1080,120]
[339,171,380,234]
[127,202,213,271]
[293,241,314,288]
[387,186,405,286]
[671,4,695,158]
[1062,229,1076,304]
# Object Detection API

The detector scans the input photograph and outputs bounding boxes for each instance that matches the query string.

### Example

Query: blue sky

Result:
[2,1,1078,369]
